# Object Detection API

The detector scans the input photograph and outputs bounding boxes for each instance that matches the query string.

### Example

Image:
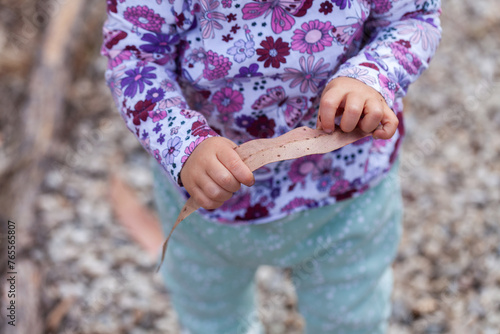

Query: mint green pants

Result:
[153,162,402,334]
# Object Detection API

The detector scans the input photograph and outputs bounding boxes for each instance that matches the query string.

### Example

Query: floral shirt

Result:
[102,0,441,224]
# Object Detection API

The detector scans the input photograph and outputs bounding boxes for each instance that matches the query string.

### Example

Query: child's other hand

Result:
[180,137,255,210]
[318,77,399,140]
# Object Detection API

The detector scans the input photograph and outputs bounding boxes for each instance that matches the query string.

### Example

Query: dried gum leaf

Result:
[156,126,369,271]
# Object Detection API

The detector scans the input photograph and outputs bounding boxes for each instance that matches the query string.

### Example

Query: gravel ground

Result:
[6,0,500,333]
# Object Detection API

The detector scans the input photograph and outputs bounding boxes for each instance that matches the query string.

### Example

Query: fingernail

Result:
[324,128,333,133]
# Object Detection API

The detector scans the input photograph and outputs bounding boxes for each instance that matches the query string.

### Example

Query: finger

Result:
[373,107,399,139]
[196,173,233,203]
[190,184,225,210]
[358,98,384,133]
[340,93,364,133]
[316,113,322,130]
[217,149,255,187]
[318,88,345,133]
[207,161,241,193]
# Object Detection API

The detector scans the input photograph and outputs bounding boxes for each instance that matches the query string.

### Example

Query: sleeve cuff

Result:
[157,115,220,187]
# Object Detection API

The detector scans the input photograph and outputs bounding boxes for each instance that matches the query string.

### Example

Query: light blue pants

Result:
[153,162,403,334]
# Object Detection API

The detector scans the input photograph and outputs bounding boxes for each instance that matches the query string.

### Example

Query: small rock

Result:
[412,297,438,315]
[79,254,110,278]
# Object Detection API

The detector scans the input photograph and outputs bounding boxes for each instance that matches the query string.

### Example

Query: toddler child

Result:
[102,0,441,332]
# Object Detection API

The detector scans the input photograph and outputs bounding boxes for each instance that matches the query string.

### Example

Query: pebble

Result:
[79,254,110,278]
[58,282,86,298]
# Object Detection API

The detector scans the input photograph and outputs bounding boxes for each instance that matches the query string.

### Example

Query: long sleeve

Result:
[101,0,218,184]
[101,0,442,224]
[330,0,442,109]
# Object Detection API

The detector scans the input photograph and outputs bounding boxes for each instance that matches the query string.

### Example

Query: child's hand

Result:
[318,77,399,139]
[180,137,255,210]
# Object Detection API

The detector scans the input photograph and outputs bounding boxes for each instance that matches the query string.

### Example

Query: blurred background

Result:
[0,0,499,333]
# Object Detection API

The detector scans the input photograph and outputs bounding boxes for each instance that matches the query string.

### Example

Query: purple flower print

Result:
[189,48,207,63]
[123,6,165,32]
[160,79,176,92]
[181,137,206,163]
[226,13,237,23]
[256,37,290,69]
[393,19,441,51]
[157,133,166,144]
[334,187,358,201]
[191,120,218,137]
[128,99,156,125]
[371,137,390,153]
[170,126,180,135]
[153,149,162,164]
[378,73,397,102]
[317,164,342,190]
[220,193,251,212]
[331,166,345,180]
[109,50,132,69]
[388,68,411,93]
[396,39,412,49]
[217,113,234,125]
[188,91,215,116]
[212,87,244,113]
[247,115,276,138]
[227,39,255,63]
[235,115,254,128]
[340,67,377,86]
[153,123,163,134]
[235,64,263,79]
[319,1,333,15]
[105,70,123,102]
[311,158,335,180]
[157,96,182,112]
[199,0,226,39]
[316,176,331,191]
[121,66,157,97]
[235,203,269,221]
[288,155,322,184]
[270,187,281,198]
[180,109,197,119]
[107,0,117,14]
[352,136,371,146]
[281,197,318,212]
[283,56,330,94]
[162,136,182,164]
[415,0,428,7]
[331,0,352,10]
[390,42,422,75]
[350,178,363,189]
[203,51,232,81]
[149,107,167,123]
[291,20,333,54]
[146,88,165,102]
[372,0,392,14]
[140,33,179,54]
[99,0,443,224]
[329,179,351,196]
[104,30,128,51]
